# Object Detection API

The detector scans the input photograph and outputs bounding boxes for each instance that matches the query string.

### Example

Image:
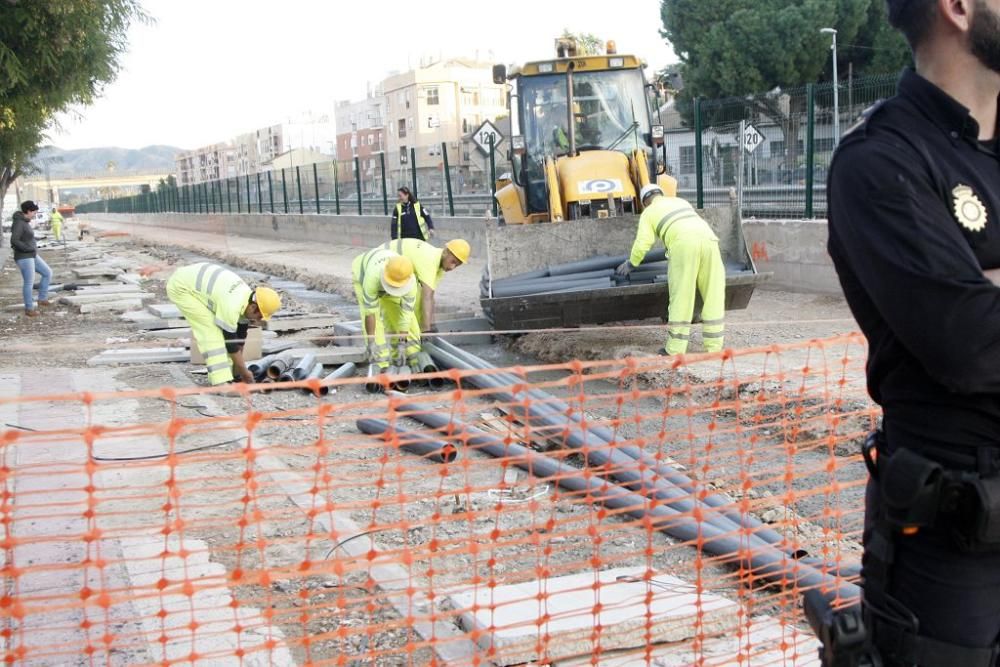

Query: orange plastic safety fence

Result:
[0,334,876,666]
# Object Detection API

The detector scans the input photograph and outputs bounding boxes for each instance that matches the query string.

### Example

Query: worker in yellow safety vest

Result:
[167,263,282,384]
[351,247,419,369]
[381,237,471,334]
[616,184,725,356]
[50,209,63,241]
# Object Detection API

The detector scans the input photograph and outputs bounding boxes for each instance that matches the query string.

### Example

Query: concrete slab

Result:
[554,616,821,666]
[87,347,190,366]
[121,310,189,329]
[264,314,338,332]
[72,266,122,279]
[448,567,740,666]
[147,303,181,319]
[437,317,493,345]
[78,299,145,314]
[71,284,144,296]
[59,292,154,306]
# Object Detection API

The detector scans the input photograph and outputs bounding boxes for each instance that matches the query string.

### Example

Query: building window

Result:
[398,119,407,138]
[426,86,439,105]
[400,146,408,164]
[679,146,696,174]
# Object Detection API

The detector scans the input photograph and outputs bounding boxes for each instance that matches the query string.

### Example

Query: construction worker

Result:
[381,238,471,334]
[826,0,1000,664]
[351,247,419,369]
[166,263,282,385]
[49,208,63,242]
[391,186,434,241]
[616,184,725,356]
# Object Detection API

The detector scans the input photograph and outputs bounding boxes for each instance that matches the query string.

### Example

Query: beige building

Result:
[175,142,238,186]
[263,147,332,171]
[382,58,508,195]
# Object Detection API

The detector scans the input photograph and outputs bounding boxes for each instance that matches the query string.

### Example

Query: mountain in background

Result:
[33,145,181,178]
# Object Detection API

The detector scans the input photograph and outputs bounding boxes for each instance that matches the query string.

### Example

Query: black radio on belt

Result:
[864,431,1000,552]
[804,590,881,667]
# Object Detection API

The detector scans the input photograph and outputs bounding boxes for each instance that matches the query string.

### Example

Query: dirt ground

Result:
[0,224,870,665]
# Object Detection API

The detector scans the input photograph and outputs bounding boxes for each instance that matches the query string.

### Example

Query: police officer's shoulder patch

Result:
[952,184,989,232]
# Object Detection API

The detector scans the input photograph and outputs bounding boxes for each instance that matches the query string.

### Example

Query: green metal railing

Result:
[76,74,898,219]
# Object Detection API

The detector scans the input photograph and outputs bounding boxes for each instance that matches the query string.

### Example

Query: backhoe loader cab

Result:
[493,39,671,223]
[481,40,767,331]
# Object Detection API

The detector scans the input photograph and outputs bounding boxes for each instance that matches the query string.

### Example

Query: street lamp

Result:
[821,28,840,146]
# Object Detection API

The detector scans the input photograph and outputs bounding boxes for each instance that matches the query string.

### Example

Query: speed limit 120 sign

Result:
[742,123,764,153]
[472,120,504,154]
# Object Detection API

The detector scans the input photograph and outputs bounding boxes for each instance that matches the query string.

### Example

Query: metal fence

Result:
[666,74,898,219]
[77,75,899,220]
[76,142,501,219]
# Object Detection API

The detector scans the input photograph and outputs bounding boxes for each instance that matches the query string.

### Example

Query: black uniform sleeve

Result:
[423,205,434,229]
[828,139,1000,393]
[223,322,249,354]
[389,208,399,240]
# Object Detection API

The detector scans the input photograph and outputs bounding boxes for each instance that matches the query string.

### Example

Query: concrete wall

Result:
[84,211,842,294]
[742,219,840,294]
[88,212,493,258]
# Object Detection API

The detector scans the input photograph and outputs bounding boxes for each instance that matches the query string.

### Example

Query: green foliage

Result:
[560,29,605,56]
[660,0,910,102]
[0,0,146,199]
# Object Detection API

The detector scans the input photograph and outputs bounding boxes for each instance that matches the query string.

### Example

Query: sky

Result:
[50,0,677,151]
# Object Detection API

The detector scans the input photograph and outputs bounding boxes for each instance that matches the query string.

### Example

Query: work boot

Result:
[24,309,39,317]
[657,348,672,357]
[37,300,52,306]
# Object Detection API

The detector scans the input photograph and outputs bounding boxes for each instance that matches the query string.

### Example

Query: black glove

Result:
[615,261,633,278]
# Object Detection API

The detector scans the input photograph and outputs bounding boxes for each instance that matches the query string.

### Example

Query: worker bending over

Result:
[616,184,725,355]
[167,262,282,384]
[352,247,419,369]
[382,238,470,334]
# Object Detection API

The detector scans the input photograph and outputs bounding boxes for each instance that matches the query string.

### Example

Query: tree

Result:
[0,0,145,217]
[660,0,909,168]
[560,30,605,56]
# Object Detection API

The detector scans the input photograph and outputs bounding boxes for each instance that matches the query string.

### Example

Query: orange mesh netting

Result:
[0,334,876,666]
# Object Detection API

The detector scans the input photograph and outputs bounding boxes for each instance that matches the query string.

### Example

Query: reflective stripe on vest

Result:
[395,202,429,241]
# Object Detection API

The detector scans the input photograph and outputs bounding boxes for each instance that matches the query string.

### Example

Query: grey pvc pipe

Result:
[290,353,317,381]
[394,403,858,601]
[494,267,550,283]
[427,339,850,573]
[266,350,297,379]
[410,351,444,389]
[319,362,357,396]
[492,277,612,299]
[365,364,384,394]
[495,268,615,288]
[299,363,325,394]
[546,249,667,277]
[388,364,411,392]
[356,418,457,464]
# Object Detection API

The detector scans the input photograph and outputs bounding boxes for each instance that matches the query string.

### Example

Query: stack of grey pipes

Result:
[481,249,669,299]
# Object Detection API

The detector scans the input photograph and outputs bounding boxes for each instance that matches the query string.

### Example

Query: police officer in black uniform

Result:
[827,0,1000,664]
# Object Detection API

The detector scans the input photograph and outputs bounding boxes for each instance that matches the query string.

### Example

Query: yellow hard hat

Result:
[381,255,416,296]
[445,239,471,264]
[254,286,281,321]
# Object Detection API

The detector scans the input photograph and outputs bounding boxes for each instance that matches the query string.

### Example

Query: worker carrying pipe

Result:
[381,238,470,334]
[351,247,420,370]
[166,262,282,385]
[616,184,725,356]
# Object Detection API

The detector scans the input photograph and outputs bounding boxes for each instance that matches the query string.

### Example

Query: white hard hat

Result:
[639,184,663,203]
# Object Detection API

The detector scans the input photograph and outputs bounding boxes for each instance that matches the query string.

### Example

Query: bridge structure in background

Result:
[19,172,172,205]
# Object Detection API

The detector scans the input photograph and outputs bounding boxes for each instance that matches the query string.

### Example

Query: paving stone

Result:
[78,299,145,314]
[59,292,154,306]
[147,303,181,319]
[448,567,740,666]
[264,314,339,332]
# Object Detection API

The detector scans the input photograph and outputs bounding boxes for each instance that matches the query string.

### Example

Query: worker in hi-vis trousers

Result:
[167,263,282,384]
[616,184,726,356]
[380,237,471,336]
[50,209,63,242]
[351,247,419,369]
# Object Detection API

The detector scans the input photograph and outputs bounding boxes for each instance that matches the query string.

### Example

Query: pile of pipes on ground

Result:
[481,249,669,299]
[357,337,861,605]
[246,351,355,396]
[364,351,444,395]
